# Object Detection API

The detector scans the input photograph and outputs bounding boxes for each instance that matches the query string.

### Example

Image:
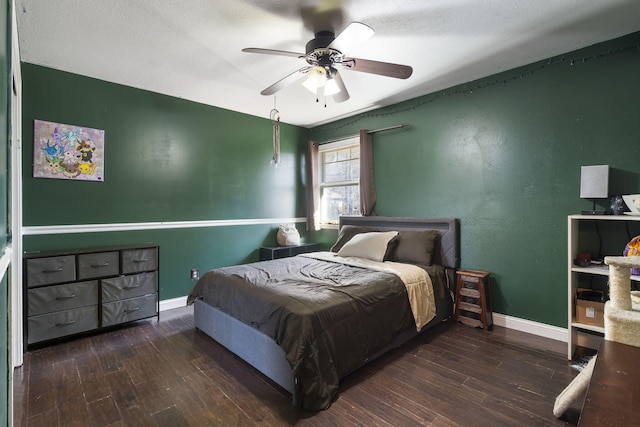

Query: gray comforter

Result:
[187,253,446,410]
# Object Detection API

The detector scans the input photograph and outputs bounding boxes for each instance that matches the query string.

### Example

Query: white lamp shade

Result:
[324,78,340,96]
[580,165,609,199]
[302,66,327,93]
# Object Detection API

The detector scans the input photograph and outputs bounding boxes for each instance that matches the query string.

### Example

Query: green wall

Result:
[311,32,640,328]
[21,64,310,300]
[22,64,309,225]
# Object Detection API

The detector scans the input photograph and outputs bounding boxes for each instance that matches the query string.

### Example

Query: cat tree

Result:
[553,255,640,418]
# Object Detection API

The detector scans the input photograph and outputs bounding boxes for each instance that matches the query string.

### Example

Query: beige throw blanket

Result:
[302,252,436,331]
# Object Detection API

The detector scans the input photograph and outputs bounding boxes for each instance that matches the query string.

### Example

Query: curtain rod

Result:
[319,123,411,145]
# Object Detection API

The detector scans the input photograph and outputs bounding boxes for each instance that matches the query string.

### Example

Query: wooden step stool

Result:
[455,270,493,330]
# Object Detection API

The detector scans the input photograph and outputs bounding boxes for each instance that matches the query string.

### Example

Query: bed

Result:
[187,216,459,411]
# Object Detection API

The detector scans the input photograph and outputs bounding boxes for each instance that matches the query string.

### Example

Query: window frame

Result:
[317,137,361,228]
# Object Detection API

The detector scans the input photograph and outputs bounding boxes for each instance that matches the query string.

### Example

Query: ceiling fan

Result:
[242,22,413,104]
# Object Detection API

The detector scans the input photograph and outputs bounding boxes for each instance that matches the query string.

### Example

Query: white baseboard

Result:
[159,296,189,312]
[493,312,568,343]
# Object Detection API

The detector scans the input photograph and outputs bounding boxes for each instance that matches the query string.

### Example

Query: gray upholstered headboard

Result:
[338,216,460,270]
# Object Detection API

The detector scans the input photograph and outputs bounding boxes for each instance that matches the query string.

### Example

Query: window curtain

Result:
[306,140,320,231]
[359,129,377,216]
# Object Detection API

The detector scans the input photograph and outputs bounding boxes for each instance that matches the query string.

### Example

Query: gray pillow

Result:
[330,225,372,252]
[392,230,440,265]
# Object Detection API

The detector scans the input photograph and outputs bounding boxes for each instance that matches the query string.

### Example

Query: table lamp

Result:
[580,165,609,215]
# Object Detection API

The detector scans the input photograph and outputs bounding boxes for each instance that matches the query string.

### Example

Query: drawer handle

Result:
[124,307,140,313]
[43,268,64,274]
[133,259,149,263]
[91,262,110,268]
[55,319,76,326]
[55,294,76,300]
[123,284,140,290]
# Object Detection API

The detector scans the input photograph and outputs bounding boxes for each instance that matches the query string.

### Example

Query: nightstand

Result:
[259,243,321,261]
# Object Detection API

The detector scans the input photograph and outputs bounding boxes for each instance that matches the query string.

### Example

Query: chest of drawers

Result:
[24,244,159,349]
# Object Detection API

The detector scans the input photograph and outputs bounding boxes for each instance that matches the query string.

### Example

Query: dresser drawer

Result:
[121,247,158,274]
[78,251,119,279]
[27,280,98,316]
[102,271,157,303]
[25,255,76,288]
[27,305,98,344]
[102,294,157,327]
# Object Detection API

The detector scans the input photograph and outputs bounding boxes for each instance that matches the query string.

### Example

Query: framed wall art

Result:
[33,119,105,182]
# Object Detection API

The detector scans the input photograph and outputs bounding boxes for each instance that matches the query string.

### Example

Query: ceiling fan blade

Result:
[331,72,350,103]
[327,22,374,54]
[341,57,413,79]
[242,47,305,59]
[260,68,309,95]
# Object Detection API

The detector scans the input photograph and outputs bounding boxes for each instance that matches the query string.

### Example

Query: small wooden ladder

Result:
[454,269,492,330]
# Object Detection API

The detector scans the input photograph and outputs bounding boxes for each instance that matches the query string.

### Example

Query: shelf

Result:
[571,321,605,334]
[569,214,640,221]
[572,265,608,276]
[571,265,640,281]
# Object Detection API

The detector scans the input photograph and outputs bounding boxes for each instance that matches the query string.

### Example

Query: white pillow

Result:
[336,231,398,262]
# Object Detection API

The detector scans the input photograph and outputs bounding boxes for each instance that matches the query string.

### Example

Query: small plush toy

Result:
[277,224,300,246]
[624,235,640,276]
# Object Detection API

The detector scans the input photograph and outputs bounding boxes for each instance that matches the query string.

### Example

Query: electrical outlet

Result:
[190,268,199,280]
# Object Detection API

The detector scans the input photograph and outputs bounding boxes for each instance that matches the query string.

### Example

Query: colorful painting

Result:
[33,119,105,182]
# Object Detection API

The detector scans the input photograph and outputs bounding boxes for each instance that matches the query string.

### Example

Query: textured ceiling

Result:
[16,0,640,127]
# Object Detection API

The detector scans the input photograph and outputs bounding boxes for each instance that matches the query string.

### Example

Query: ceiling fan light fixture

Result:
[302,66,328,93]
[324,77,340,96]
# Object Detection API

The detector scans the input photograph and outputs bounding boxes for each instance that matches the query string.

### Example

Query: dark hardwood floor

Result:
[14,306,583,426]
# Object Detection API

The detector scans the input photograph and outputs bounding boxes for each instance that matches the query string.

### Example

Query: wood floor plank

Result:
[57,397,91,427]
[362,378,442,425]
[75,345,112,404]
[121,342,174,386]
[91,333,125,374]
[14,306,579,426]
[340,374,439,426]
[26,409,59,427]
[105,369,144,416]
[86,396,121,426]
[25,353,56,417]
[151,405,191,427]
[414,338,556,399]
[178,371,244,425]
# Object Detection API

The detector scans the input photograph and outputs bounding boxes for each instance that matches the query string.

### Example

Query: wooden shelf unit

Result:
[567,215,640,359]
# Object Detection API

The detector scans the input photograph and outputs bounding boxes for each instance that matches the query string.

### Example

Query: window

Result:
[318,138,360,225]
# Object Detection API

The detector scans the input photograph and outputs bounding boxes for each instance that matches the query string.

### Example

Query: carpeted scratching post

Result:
[553,255,640,418]
[603,256,640,347]
[553,356,596,418]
